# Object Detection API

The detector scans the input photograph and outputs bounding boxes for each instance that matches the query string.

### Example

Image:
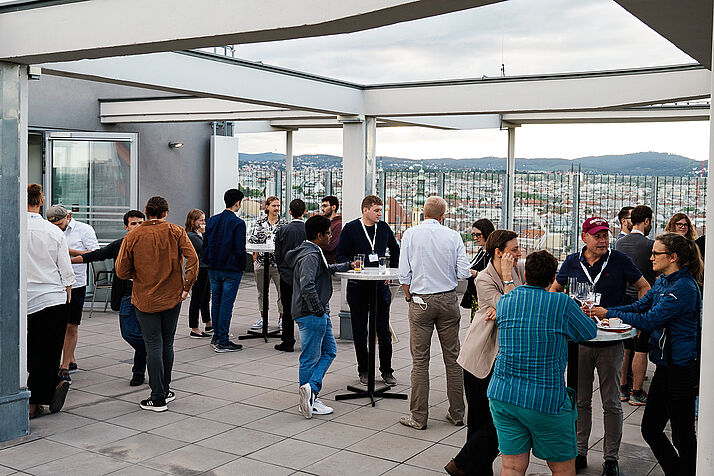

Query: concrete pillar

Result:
[501,126,516,229]
[341,115,376,222]
[209,135,239,216]
[284,130,293,219]
[0,62,30,442]
[696,9,714,471]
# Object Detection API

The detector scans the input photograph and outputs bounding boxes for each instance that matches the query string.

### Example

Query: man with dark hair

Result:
[614,205,655,406]
[336,194,400,386]
[71,210,147,386]
[616,207,634,240]
[203,188,246,353]
[47,204,99,381]
[273,199,307,352]
[26,184,75,419]
[551,217,651,476]
[284,215,354,419]
[321,195,342,264]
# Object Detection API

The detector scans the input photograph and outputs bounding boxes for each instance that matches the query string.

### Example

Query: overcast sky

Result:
[234,0,710,162]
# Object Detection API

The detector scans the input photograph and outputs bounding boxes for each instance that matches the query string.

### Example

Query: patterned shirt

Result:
[248,215,288,266]
[487,285,597,414]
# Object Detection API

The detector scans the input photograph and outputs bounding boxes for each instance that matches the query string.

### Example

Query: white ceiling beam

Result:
[0,0,505,64]
[502,107,709,125]
[364,66,711,116]
[380,114,502,129]
[42,51,364,115]
[100,97,284,116]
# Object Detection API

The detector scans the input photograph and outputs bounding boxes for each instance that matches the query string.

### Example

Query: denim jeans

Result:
[119,295,147,376]
[295,313,337,396]
[135,304,181,400]
[208,269,243,345]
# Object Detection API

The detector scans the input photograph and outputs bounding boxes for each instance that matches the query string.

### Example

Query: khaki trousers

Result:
[408,290,465,426]
[255,262,283,314]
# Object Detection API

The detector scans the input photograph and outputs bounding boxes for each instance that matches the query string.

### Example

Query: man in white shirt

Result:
[398,196,471,430]
[46,205,99,381]
[26,184,75,419]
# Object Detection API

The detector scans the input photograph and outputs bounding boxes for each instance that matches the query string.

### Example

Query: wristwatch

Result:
[503,280,514,286]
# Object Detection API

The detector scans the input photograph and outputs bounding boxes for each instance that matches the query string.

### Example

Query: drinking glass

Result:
[379,256,387,274]
[567,277,579,298]
[354,254,365,272]
[576,282,592,302]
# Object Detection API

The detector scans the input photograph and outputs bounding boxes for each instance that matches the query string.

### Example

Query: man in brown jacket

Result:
[116,196,198,412]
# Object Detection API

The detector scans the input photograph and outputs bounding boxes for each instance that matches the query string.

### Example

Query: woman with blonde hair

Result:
[185,209,212,338]
[665,213,697,241]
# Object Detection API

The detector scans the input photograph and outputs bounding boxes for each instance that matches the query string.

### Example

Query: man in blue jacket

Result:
[336,195,400,387]
[203,189,246,353]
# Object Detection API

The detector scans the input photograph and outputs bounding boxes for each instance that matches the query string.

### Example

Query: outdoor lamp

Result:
[168,142,184,149]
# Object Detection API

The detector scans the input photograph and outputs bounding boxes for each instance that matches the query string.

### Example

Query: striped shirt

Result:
[487,285,597,414]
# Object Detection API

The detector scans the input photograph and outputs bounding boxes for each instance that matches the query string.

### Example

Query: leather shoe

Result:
[602,460,619,476]
[575,454,587,473]
[274,342,294,352]
[129,374,145,386]
[444,460,467,476]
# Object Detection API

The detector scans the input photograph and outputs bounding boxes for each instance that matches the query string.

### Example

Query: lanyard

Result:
[578,249,610,287]
[360,219,377,253]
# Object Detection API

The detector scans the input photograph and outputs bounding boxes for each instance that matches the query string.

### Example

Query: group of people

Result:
[25,182,704,476]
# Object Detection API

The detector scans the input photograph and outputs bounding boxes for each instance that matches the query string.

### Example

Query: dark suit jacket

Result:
[614,230,655,299]
[274,219,307,284]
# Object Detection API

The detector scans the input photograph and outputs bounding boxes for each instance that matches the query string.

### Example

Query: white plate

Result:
[597,322,633,332]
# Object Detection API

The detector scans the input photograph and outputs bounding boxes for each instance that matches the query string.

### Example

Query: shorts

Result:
[489,389,577,463]
[624,331,650,353]
[67,286,86,325]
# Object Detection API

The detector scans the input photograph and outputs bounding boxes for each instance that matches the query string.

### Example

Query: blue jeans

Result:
[208,270,243,345]
[119,296,147,376]
[295,313,337,396]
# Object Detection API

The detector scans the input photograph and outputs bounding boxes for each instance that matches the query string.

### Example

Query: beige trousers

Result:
[408,290,465,426]
[254,262,283,314]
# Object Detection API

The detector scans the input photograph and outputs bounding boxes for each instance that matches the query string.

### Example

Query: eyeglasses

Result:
[651,251,671,256]
[675,222,689,229]
[472,232,483,238]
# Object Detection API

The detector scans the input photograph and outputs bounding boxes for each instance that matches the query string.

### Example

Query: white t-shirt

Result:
[27,212,75,314]
[64,218,99,288]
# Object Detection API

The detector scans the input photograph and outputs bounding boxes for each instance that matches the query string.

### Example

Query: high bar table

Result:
[239,242,281,343]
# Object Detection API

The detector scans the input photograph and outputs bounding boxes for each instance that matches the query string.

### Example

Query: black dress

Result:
[460,247,490,309]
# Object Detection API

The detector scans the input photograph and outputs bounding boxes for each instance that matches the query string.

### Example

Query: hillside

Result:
[239,151,707,176]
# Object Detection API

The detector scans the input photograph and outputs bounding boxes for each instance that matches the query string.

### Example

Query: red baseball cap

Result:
[582,217,610,235]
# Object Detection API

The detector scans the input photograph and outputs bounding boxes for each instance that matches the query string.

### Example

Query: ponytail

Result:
[656,233,704,286]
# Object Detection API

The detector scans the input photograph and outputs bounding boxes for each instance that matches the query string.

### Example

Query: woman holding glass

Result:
[446,229,524,476]
[589,233,702,476]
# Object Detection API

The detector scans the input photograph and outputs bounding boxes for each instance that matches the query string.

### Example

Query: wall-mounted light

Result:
[168,142,184,149]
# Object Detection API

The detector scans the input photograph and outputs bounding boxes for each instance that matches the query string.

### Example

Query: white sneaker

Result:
[251,318,264,330]
[278,317,283,331]
[312,398,333,415]
[299,383,313,419]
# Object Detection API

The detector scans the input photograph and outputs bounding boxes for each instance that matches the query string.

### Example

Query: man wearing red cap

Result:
[551,217,650,476]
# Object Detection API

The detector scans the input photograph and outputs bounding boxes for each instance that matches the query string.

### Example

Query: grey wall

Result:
[28,75,213,226]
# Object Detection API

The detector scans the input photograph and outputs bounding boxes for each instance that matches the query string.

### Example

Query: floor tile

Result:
[0,439,82,471]
[28,411,95,438]
[405,443,458,472]
[211,457,293,476]
[198,402,277,426]
[248,438,338,470]
[66,398,138,420]
[303,449,397,475]
[244,410,328,437]
[196,427,283,456]
[292,421,378,449]
[348,431,433,462]
[105,408,189,432]
[142,444,238,474]
[95,432,186,464]
[27,450,129,476]
[46,421,138,450]
[149,415,235,443]
[332,406,404,431]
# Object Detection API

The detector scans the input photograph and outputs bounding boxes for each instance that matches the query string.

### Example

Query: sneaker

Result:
[620,385,630,402]
[629,389,648,406]
[575,454,587,473]
[214,341,243,353]
[165,390,176,403]
[602,459,619,476]
[399,415,426,430]
[130,374,145,387]
[446,412,464,426]
[312,398,334,415]
[299,383,314,419]
[49,380,70,413]
[68,362,78,373]
[359,373,368,386]
[204,326,214,334]
[251,317,264,330]
[190,331,211,338]
[140,398,168,412]
[58,368,71,383]
[278,317,283,331]
[274,342,294,352]
[210,338,218,349]
[382,372,397,386]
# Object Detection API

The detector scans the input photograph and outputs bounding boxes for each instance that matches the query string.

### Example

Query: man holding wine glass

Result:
[550,217,651,476]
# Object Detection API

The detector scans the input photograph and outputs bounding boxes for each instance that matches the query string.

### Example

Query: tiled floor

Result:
[1,276,663,475]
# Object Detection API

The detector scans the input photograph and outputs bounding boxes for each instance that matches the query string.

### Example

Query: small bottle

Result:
[385,248,390,269]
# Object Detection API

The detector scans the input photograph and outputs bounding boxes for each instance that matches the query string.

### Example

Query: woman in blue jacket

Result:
[591,233,702,476]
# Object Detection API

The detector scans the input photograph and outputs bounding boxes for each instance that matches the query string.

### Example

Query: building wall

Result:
[28,75,213,226]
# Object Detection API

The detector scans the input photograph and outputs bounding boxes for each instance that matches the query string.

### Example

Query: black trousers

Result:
[453,369,499,476]
[188,267,211,329]
[279,279,295,346]
[346,281,393,375]
[641,364,697,476]
[27,303,68,404]
[135,304,181,400]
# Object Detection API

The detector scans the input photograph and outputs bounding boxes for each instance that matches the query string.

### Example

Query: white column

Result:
[502,126,516,229]
[209,135,239,217]
[696,8,714,472]
[364,117,377,196]
[341,116,373,222]
[284,130,293,219]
